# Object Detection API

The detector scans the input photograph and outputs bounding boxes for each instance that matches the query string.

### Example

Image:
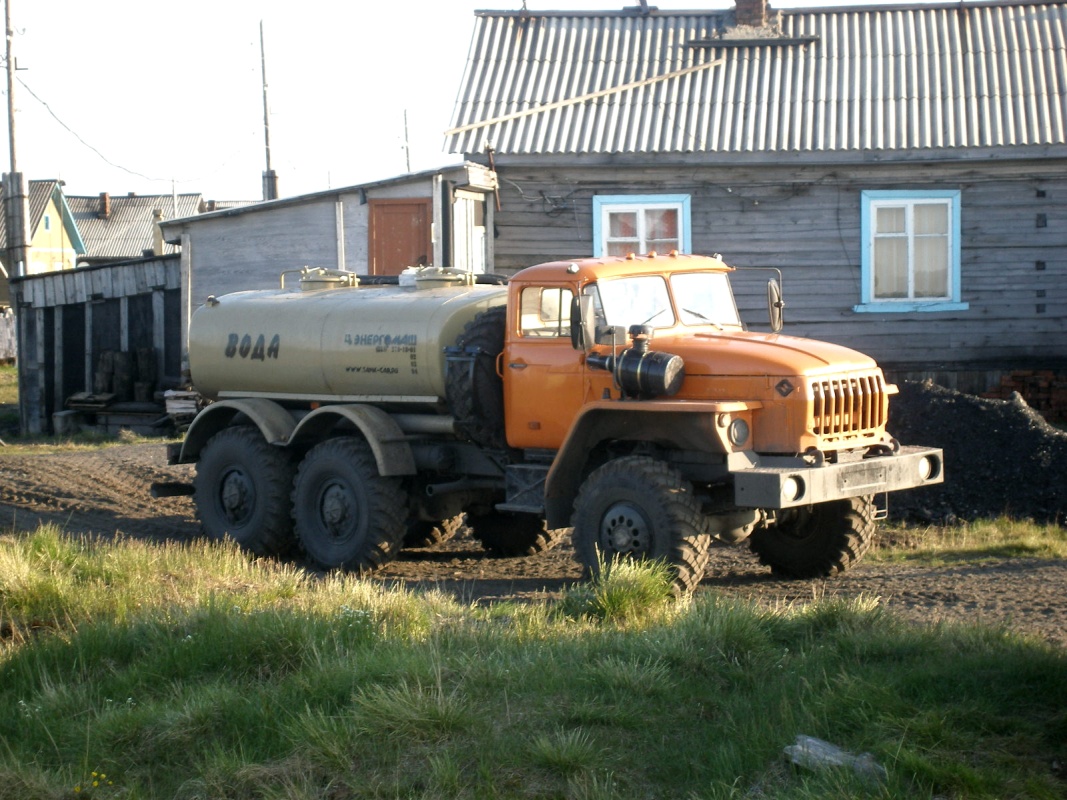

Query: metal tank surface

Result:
[188,272,507,404]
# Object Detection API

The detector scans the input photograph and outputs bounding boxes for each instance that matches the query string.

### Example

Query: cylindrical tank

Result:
[188,281,507,403]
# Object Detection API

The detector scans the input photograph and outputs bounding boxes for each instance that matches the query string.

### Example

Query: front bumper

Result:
[733,446,943,509]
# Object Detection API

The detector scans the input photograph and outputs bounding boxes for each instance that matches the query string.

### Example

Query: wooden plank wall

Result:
[488,159,1067,375]
[12,255,182,434]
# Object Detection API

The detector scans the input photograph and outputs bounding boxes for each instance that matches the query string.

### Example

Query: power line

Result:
[16,74,164,181]
[14,74,257,188]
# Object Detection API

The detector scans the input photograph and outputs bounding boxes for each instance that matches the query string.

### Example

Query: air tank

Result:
[188,272,507,404]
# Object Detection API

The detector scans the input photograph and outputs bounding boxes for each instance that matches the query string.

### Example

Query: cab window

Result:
[519,286,574,338]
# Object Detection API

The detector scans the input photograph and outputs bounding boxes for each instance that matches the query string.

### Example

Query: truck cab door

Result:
[504,285,585,450]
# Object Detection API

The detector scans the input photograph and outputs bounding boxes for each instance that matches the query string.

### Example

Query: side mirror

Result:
[571,294,600,351]
[767,279,785,332]
[570,295,596,350]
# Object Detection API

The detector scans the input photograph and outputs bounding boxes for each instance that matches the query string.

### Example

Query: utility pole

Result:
[260,20,278,201]
[403,109,411,173]
[4,0,30,287]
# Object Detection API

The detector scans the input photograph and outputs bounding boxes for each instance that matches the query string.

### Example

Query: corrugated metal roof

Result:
[67,193,203,260]
[446,2,1067,156]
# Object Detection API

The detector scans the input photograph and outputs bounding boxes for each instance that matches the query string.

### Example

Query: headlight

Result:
[782,476,805,502]
[727,418,750,447]
[918,456,935,481]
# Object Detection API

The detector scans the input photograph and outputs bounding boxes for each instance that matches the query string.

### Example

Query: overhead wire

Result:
[13,75,255,188]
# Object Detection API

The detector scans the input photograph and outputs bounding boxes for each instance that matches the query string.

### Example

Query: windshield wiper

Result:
[682,308,723,330]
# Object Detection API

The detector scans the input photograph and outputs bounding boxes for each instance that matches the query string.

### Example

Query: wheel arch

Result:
[544,402,747,530]
[180,398,296,463]
[290,404,416,476]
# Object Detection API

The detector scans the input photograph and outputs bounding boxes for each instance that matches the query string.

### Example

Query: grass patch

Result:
[874,516,1067,564]
[0,427,180,455]
[0,364,16,406]
[0,524,1064,798]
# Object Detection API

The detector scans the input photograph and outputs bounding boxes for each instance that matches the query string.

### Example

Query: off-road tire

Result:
[291,437,408,572]
[469,512,566,557]
[193,426,296,556]
[572,456,711,595]
[403,514,466,548]
[748,496,876,578]
[446,305,507,450]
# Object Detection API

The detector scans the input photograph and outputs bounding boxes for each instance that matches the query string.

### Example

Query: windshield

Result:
[588,272,741,330]
[595,276,676,328]
[671,272,742,327]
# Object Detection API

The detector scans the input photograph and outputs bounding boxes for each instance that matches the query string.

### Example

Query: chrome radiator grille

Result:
[810,373,887,437]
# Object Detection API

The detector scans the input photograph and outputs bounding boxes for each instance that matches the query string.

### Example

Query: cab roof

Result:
[510,252,732,284]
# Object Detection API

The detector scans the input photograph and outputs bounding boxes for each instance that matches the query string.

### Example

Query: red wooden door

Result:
[369,199,432,275]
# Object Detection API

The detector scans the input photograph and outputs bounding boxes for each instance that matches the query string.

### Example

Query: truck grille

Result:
[811,373,887,437]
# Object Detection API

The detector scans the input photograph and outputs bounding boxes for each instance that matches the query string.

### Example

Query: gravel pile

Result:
[886,380,1067,525]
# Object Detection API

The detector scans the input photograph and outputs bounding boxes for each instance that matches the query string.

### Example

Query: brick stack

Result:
[981,370,1067,423]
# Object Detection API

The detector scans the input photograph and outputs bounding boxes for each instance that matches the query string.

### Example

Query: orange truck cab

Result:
[491,253,942,590]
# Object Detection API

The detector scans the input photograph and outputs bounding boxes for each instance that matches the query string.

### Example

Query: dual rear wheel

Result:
[195,430,409,571]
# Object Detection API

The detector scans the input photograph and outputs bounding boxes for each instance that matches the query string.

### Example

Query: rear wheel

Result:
[469,512,566,556]
[572,456,710,594]
[748,496,876,578]
[291,437,408,572]
[403,514,466,548]
[193,426,296,556]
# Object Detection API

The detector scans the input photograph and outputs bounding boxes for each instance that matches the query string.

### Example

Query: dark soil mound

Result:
[886,381,1067,525]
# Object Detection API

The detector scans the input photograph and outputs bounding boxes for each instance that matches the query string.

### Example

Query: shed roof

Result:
[446,2,1067,158]
[66,192,203,261]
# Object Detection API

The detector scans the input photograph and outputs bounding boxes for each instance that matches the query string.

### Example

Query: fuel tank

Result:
[188,278,507,403]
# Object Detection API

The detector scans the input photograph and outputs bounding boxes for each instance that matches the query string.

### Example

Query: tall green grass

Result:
[875,516,1067,563]
[0,524,1064,799]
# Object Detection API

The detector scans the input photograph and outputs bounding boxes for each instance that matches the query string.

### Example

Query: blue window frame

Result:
[855,190,968,313]
[593,194,692,258]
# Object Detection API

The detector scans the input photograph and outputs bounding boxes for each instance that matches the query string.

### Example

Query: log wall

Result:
[487,158,1067,382]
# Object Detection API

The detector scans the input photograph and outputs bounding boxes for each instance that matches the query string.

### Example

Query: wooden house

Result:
[0,179,86,307]
[444,1,1067,406]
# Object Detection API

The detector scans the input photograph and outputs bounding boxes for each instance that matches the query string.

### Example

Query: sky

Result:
[7,0,933,203]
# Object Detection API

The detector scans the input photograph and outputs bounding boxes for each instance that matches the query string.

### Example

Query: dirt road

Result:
[1,443,1064,647]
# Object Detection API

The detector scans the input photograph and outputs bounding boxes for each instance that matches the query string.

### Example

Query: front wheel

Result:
[291,437,409,572]
[572,456,711,594]
[193,426,296,556]
[748,496,876,578]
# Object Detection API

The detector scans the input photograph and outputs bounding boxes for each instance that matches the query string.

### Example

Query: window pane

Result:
[606,241,635,257]
[873,238,908,298]
[645,208,678,240]
[914,203,948,235]
[875,206,906,234]
[647,238,680,253]
[519,287,574,337]
[608,212,637,238]
[914,238,949,298]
